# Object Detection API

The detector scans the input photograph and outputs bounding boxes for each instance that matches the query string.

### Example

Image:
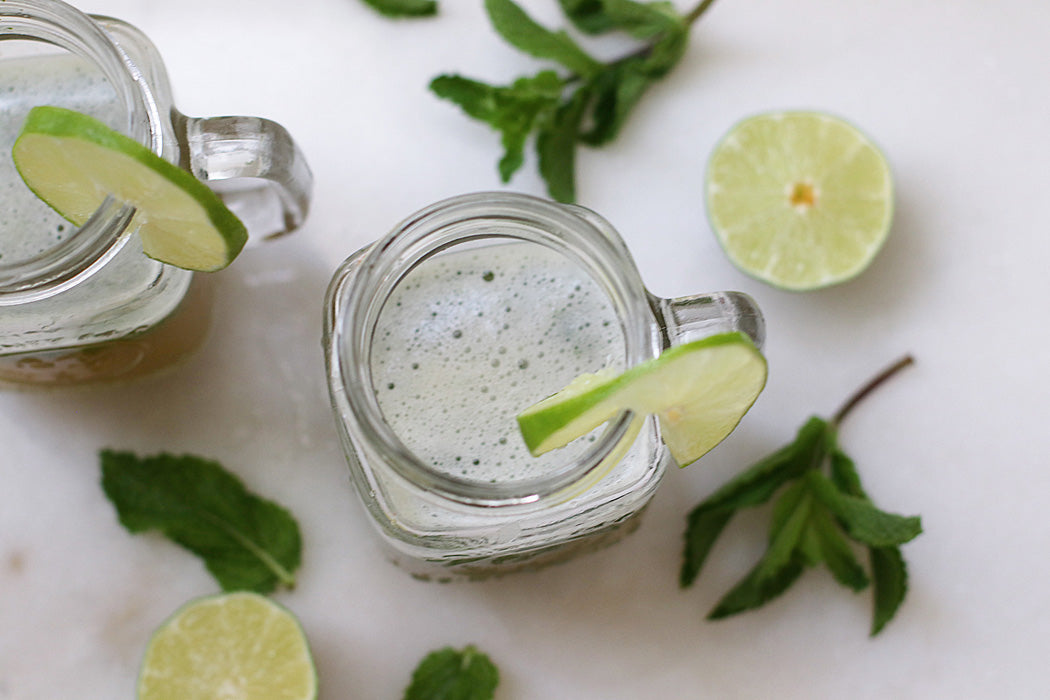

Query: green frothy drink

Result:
[371,240,627,485]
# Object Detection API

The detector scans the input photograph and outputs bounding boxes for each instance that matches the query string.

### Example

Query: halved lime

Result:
[517,332,767,467]
[705,111,893,290]
[137,592,317,700]
[12,106,247,272]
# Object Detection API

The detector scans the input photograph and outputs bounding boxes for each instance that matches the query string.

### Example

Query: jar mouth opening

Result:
[331,192,652,507]
[0,0,155,303]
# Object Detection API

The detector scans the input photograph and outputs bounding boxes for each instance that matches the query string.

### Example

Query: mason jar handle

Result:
[650,291,765,350]
[562,202,765,351]
[181,115,312,239]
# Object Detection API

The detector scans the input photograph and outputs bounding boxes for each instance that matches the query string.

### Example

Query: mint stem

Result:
[683,0,720,27]
[832,355,915,426]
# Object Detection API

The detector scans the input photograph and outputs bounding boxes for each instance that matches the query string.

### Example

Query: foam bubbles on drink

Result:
[371,241,625,486]
[0,52,124,263]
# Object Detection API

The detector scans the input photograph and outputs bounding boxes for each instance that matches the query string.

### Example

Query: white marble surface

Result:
[3,1,1050,697]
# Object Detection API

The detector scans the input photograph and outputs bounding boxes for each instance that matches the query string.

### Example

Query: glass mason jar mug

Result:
[324,192,764,580]
[0,0,312,387]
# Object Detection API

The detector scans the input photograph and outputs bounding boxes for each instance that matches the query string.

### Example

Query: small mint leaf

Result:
[829,446,866,497]
[707,554,805,620]
[680,506,734,588]
[680,418,827,588]
[100,450,301,594]
[806,471,922,547]
[404,645,499,700]
[870,546,909,636]
[596,0,684,41]
[768,480,808,537]
[431,71,563,183]
[430,75,500,122]
[810,507,870,592]
[641,26,688,76]
[689,417,827,514]
[558,0,618,34]
[579,60,654,146]
[362,0,438,18]
[775,481,822,567]
[828,444,911,633]
[485,0,602,77]
[537,88,588,202]
[708,482,811,619]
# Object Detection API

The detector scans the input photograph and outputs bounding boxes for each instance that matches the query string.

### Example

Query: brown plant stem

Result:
[683,0,720,27]
[832,355,916,426]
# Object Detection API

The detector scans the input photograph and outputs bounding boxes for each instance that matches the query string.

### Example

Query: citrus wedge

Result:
[137,592,317,700]
[517,332,767,467]
[12,105,246,271]
[705,111,893,290]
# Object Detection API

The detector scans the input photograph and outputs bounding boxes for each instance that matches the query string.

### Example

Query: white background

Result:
[3,1,1049,697]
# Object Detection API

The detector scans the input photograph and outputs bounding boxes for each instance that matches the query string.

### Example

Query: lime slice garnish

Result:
[137,592,317,700]
[12,105,247,272]
[705,111,893,290]
[517,332,767,467]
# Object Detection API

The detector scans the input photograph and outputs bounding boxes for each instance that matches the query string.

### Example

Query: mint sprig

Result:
[431,0,716,202]
[680,356,922,635]
[100,450,302,594]
[362,0,438,17]
[404,645,500,700]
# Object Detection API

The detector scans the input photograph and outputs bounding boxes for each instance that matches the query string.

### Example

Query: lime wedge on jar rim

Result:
[12,105,247,272]
[137,592,317,700]
[705,111,894,291]
[517,332,767,467]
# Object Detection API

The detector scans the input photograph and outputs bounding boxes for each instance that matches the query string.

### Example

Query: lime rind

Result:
[12,105,247,272]
[705,110,894,291]
[137,591,317,700]
[517,332,767,467]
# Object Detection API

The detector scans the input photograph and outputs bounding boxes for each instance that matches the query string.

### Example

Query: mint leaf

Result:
[404,645,499,700]
[579,60,654,146]
[362,0,438,17]
[100,450,301,593]
[682,355,921,635]
[806,471,922,547]
[537,88,588,203]
[768,479,808,535]
[707,483,811,619]
[707,553,805,620]
[429,75,500,122]
[430,71,564,182]
[869,545,909,636]
[432,0,718,201]
[595,0,684,41]
[809,507,870,591]
[692,417,826,514]
[558,0,618,34]
[679,506,734,588]
[485,0,602,78]
[680,417,826,587]
[829,447,910,634]
[560,0,682,38]
[829,445,866,497]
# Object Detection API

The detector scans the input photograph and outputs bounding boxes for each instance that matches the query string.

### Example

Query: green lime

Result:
[137,592,317,700]
[705,111,893,290]
[13,106,247,272]
[517,332,767,467]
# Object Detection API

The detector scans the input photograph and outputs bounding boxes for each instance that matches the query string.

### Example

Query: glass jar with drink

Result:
[0,0,312,387]
[324,192,764,580]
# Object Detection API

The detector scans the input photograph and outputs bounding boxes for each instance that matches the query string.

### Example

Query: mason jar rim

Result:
[0,0,157,304]
[329,191,655,507]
